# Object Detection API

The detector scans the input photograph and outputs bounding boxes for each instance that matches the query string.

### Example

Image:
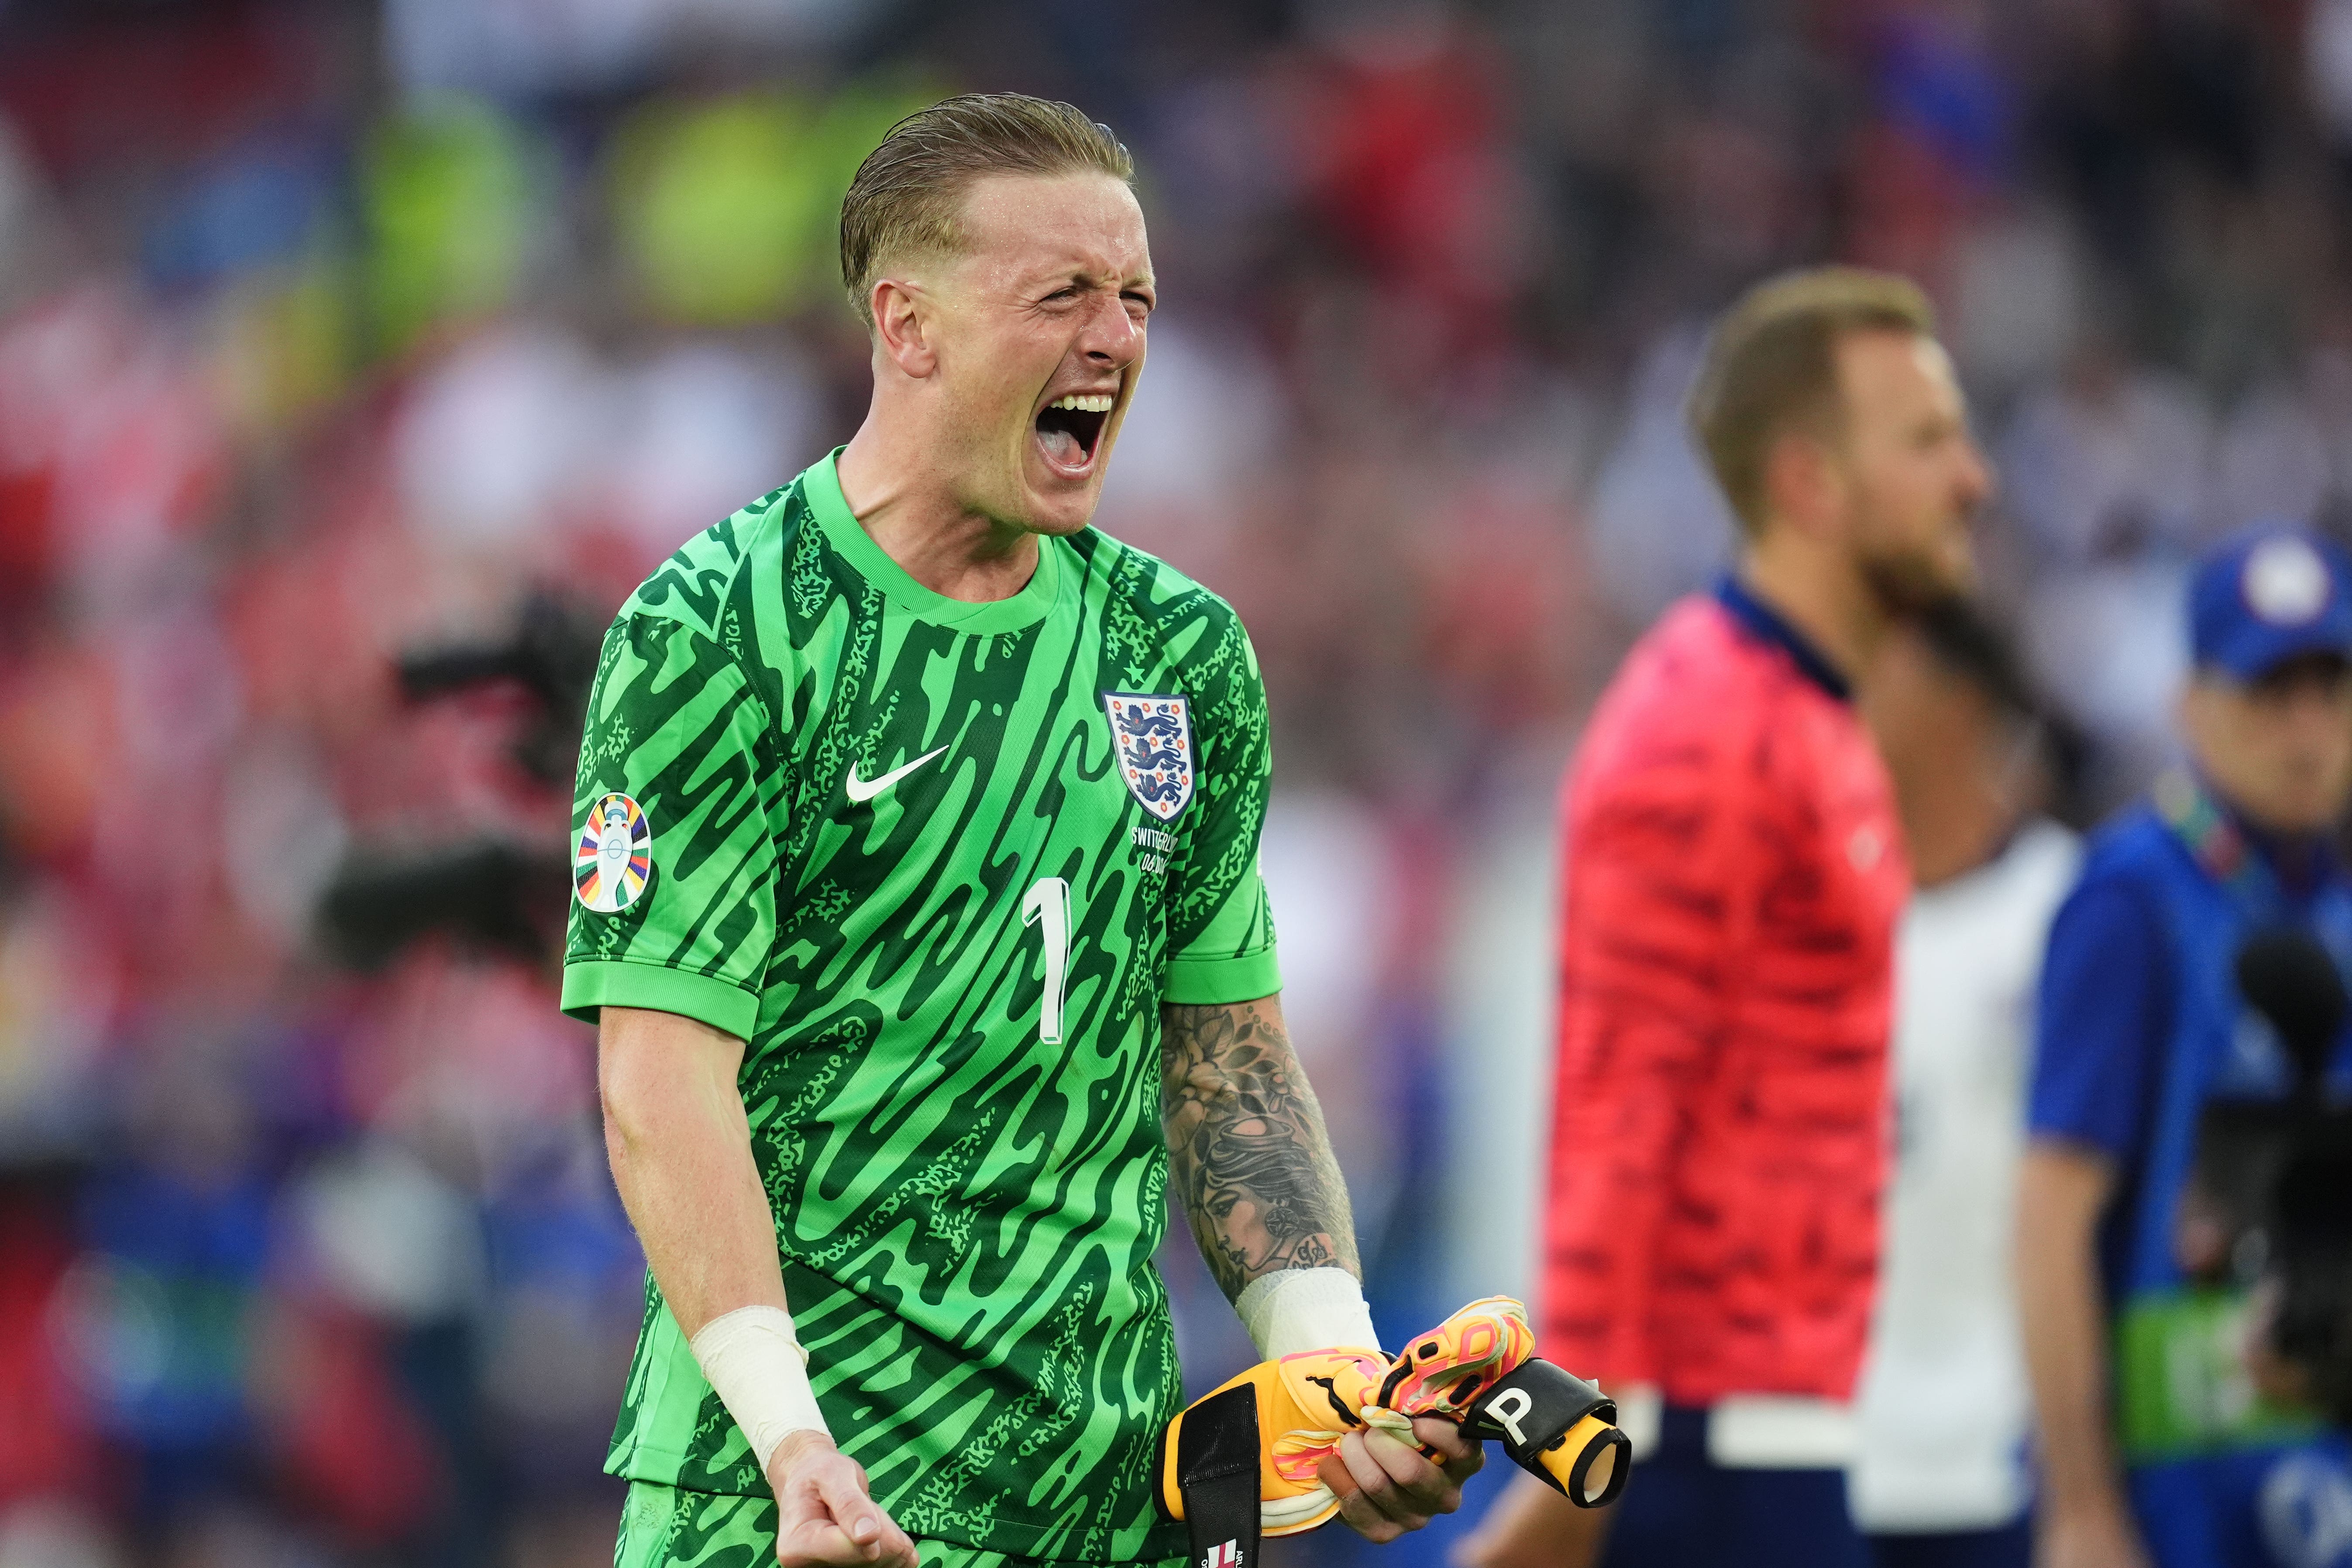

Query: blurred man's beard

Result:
[1859,535,1970,619]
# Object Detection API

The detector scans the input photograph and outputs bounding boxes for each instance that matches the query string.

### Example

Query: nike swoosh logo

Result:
[845,745,949,805]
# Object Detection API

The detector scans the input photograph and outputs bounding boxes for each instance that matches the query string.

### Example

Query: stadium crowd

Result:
[2,1,2352,1565]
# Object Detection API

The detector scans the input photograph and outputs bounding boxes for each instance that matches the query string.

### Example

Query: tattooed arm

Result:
[1160,994,1482,1542]
[1158,994,1361,1300]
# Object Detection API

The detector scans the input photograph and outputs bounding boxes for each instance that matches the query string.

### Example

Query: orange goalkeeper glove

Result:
[1155,1295,1629,1546]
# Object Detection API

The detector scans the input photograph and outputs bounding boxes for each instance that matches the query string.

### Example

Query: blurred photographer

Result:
[2020,526,2352,1568]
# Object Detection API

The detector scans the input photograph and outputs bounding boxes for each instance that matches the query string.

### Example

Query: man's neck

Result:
[1735,530,1888,688]
[1900,763,2011,889]
[836,415,1043,605]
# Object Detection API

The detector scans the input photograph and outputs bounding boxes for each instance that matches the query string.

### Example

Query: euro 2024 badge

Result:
[1104,693,1195,822]
[576,792,651,911]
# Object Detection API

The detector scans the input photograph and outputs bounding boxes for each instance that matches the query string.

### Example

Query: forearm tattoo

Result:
[1159,997,1359,1300]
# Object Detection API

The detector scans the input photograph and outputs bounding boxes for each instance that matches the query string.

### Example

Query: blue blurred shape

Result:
[141,138,334,290]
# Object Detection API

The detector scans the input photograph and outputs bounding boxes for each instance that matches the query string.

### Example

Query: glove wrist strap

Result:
[1169,1382,1263,1568]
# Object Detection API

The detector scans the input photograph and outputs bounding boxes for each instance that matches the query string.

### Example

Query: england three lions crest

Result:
[1104,693,1195,822]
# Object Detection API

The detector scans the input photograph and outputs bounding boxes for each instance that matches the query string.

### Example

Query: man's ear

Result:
[2176,679,2208,750]
[2177,677,2239,774]
[1759,428,1842,539]
[870,278,938,379]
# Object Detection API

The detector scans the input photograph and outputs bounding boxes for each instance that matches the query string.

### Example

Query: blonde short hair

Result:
[1688,266,1937,532]
[839,93,1133,328]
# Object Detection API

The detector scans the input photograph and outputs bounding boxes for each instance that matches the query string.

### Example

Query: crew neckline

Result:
[802,448,1063,633]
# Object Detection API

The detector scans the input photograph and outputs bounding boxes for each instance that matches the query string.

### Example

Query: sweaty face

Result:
[2181,655,2352,835]
[918,172,1154,536]
[1829,331,1990,613]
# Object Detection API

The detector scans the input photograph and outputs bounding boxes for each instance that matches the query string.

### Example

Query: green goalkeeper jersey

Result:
[560,452,1279,1563]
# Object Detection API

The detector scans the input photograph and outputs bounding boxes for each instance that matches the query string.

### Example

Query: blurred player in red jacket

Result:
[1459,268,1991,1568]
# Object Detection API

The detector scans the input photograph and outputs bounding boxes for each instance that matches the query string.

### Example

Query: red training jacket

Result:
[1541,591,1907,1406]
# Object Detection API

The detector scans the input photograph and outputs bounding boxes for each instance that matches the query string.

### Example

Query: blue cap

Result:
[2190,525,2352,681]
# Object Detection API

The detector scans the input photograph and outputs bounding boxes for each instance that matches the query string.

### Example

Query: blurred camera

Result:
[314,592,605,971]
[394,590,606,787]
[2182,930,2352,1430]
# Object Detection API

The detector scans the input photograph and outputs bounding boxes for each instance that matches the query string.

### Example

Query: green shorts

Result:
[613,1481,1183,1568]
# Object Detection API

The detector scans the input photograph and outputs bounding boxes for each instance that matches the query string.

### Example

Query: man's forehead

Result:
[2237,651,2352,693]
[1838,328,1962,408]
[1836,327,1946,376]
[954,172,1152,279]
[1907,334,1961,392]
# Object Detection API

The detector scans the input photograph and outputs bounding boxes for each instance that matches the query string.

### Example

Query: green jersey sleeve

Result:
[560,611,783,1040]
[1162,618,1281,1004]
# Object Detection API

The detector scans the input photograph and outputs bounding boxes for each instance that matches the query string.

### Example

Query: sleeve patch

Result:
[575,791,654,911]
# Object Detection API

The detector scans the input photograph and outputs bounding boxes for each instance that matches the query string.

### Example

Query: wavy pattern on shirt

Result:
[612,1480,1189,1568]
[566,468,1275,1563]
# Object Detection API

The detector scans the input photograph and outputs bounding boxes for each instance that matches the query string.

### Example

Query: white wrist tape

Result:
[688,1304,829,1472]
[1235,1267,1380,1360]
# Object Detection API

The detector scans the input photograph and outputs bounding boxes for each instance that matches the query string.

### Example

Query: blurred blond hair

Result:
[1688,265,1937,532]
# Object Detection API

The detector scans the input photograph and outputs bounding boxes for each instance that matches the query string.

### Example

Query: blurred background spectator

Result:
[3,1,2352,1565]
[1851,605,2078,1568]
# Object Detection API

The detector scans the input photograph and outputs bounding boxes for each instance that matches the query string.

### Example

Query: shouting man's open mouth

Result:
[1035,391,1114,478]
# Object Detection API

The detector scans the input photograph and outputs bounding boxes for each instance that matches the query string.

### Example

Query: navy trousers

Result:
[1598,1406,1871,1568]
[1869,1519,2033,1568]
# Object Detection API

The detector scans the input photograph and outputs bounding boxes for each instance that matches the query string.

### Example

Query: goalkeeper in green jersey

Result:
[566,95,1481,1568]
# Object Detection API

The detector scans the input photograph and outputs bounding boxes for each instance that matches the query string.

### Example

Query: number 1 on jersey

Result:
[1022,876,1072,1044]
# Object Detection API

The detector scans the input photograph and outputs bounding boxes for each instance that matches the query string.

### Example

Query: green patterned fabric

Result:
[612,1482,1186,1568]
[564,452,1279,1562]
